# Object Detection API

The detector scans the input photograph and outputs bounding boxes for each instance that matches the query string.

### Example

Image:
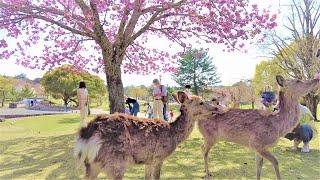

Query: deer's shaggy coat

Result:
[74,92,218,180]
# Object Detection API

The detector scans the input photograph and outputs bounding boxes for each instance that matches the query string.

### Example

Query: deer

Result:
[74,91,220,180]
[198,75,319,180]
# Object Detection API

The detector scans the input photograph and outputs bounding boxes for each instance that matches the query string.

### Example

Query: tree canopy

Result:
[41,65,106,106]
[0,75,14,107]
[124,85,148,100]
[266,0,320,119]
[252,60,285,95]
[0,0,277,113]
[172,48,220,95]
[0,75,40,106]
[0,0,277,72]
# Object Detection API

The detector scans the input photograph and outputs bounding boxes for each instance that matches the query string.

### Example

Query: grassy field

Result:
[0,114,319,180]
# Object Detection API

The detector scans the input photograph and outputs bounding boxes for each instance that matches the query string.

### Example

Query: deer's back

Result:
[198,109,279,148]
[82,114,175,164]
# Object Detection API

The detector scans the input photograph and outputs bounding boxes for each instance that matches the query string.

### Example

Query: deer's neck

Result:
[277,91,300,135]
[171,107,195,144]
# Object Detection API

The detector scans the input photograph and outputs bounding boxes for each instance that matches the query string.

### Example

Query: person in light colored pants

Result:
[79,100,88,127]
[77,81,89,128]
[152,79,167,120]
[153,99,164,119]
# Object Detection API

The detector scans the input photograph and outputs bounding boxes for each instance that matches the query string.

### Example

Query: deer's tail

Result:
[74,122,102,168]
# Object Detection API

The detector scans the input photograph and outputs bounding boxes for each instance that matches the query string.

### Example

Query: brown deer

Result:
[198,75,319,180]
[74,91,219,180]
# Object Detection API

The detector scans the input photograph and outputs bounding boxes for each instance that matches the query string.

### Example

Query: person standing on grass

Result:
[152,79,168,120]
[169,110,174,121]
[125,96,140,116]
[146,103,153,119]
[77,81,88,128]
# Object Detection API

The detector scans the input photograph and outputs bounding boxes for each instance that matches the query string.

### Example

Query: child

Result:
[169,110,174,121]
[260,91,277,111]
[146,103,153,119]
[125,105,131,115]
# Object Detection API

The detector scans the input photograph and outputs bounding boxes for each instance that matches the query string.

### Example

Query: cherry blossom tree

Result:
[0,0,277,113]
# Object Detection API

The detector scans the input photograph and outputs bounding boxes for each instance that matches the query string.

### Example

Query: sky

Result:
[0,0,290,87]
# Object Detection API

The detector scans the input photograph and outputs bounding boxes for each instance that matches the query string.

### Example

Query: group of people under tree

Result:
[76,79,191,125]
[125,79,184,121]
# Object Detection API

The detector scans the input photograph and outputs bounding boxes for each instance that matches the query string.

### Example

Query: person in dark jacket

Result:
[285,124,314,153]
[125,96,140,116]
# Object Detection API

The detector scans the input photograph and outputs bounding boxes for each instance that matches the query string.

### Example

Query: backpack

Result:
[160,85,168,103]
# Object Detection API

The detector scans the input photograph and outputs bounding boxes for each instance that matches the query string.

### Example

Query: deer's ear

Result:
[177,91,189,103]
[172,93,180,104]
[276,75,285,87]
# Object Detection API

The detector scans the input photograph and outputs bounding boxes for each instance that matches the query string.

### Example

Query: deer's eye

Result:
[200,102,204,105]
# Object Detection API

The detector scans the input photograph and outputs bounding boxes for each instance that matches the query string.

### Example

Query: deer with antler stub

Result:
[198,75,319,180]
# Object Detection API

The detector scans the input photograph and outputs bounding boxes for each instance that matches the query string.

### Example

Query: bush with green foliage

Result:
[41,65,106,108]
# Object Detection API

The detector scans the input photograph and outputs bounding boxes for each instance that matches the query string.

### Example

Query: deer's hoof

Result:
[203,173,213,180]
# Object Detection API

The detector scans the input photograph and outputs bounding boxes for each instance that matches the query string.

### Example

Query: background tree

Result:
[268,0,320,119]
[125,85,148,100]
[0,75,14,107]
[41,65,106,110]
[252,60,286,95]
[232,80,256,109]
[82,72,107,106]
[0,0,276,113]
[14,73,28,80]
[172,49,221,95]
[18,86,35,99]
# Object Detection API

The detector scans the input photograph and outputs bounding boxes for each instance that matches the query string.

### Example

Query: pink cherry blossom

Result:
[0,0,276,74]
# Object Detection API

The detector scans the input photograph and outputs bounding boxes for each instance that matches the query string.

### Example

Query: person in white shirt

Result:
[77,81,88,127]
[152,79,167,120]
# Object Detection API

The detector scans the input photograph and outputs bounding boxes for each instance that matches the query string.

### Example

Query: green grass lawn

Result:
[0,114,319,180]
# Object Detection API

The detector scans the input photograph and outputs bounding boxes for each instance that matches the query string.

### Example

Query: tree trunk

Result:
[63,98,68,112]
[1,91,5,107]
[193,57,199,95]
[105,63,125,113]
[99,98,102,106]
[303,93,319,120]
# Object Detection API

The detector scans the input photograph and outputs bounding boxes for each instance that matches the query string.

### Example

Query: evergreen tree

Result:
[172,49,221,95]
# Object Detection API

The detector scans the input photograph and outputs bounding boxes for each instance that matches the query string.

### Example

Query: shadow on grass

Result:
[0,133,319,179]
[58,118,80,124]
[0,134,80,179]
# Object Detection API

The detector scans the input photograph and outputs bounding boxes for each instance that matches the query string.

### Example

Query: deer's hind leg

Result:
[257,150,281,180]
[152,160,163,180]
[145,163,152,180]
[255,153,264,180]
[202,138,217,179]
[104,159,127,180]
[84,161,100,180]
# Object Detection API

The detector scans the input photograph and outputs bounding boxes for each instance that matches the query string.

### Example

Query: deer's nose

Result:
[315,73,320,81]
